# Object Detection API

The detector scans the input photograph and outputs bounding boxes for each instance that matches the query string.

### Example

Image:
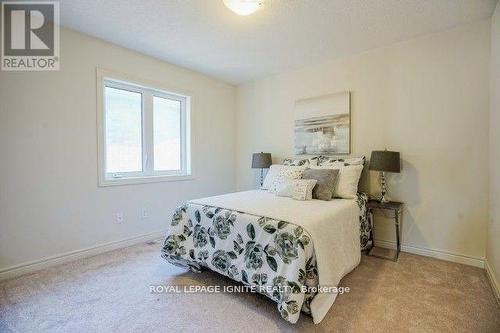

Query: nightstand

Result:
[366,200,404,262]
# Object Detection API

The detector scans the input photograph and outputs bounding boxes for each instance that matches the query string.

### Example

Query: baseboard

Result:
[373,239,485,268]
[0,230,167,281]
[0,232,487,281]
[484,259,500,305]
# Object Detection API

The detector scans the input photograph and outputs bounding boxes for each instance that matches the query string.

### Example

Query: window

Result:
[97,72,191,186]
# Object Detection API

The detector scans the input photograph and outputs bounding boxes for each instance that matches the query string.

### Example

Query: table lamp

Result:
[252,152,272,187]
[369,150,401,203]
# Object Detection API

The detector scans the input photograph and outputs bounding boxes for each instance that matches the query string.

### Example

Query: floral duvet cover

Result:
[161,193,369,324]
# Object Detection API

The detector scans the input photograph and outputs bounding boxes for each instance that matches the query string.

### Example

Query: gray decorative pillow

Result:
[302,168,339,201]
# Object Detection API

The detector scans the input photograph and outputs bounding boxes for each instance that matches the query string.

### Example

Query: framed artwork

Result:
[294,91,350,155]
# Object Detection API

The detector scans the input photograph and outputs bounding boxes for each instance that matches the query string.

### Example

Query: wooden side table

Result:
[366,200,404,262]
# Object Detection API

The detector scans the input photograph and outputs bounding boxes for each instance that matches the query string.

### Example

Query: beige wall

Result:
[0,28,236,271]
[487,3,500,291]
[236,21,491,262]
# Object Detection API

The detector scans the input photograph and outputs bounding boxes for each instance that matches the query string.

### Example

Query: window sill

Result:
[98,174,195,187]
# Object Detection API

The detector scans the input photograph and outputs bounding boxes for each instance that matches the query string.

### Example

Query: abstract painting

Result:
[294,91,350,155]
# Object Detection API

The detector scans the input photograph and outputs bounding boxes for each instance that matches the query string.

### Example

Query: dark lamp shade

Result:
[252,153,272,169]
[369,150,401,173]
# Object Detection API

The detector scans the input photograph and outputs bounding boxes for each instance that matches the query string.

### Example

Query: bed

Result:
[161,189,370,324]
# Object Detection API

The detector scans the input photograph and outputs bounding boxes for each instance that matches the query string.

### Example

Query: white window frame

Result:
[97,68,193,186]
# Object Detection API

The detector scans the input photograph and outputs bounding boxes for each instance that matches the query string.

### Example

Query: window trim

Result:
[96,68,194,186]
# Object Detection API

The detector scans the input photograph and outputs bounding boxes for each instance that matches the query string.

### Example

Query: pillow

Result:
[302,168,339,201]
[318,156,365,167]
[282,157,319,167]
[276,179,317,201]
[268,166,306,193]
[333,164,363,198]
[261,164,284,190]
[311,164,363,199]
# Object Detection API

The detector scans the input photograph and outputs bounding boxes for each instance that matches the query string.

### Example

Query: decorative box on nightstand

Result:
[366,199,404,262]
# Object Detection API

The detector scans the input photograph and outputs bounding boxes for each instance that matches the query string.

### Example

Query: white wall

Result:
[0,28,236,271]
[0,16,494,275]
[236,21,491,262]
[487,3,500,291]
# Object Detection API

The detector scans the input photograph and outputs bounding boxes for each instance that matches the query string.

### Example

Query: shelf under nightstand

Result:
[366,199,404,262]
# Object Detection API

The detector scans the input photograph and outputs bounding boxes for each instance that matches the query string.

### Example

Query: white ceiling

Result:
[60,0,498,84]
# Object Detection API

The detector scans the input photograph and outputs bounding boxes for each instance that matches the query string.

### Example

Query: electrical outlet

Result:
[114,212,124,224]
[141,208,149,219]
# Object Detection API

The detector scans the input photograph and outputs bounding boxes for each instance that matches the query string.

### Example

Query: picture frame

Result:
[294,91,351,155]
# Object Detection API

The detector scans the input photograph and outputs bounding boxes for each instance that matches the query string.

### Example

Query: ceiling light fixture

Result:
[223,0,263,16]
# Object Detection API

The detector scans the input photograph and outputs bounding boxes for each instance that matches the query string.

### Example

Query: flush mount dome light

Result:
[223,0,263,16]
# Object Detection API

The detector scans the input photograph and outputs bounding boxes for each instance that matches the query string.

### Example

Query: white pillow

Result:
[261,164,284,190]
[277,179,317,201]
[311,164,363,199]
[268,166,306,193]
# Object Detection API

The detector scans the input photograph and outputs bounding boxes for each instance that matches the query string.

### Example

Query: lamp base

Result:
[260,168,264,187]
[379,194,390,204]
[378,171,390,204]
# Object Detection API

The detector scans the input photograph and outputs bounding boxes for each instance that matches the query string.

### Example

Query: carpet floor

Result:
[0,241,498,333]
